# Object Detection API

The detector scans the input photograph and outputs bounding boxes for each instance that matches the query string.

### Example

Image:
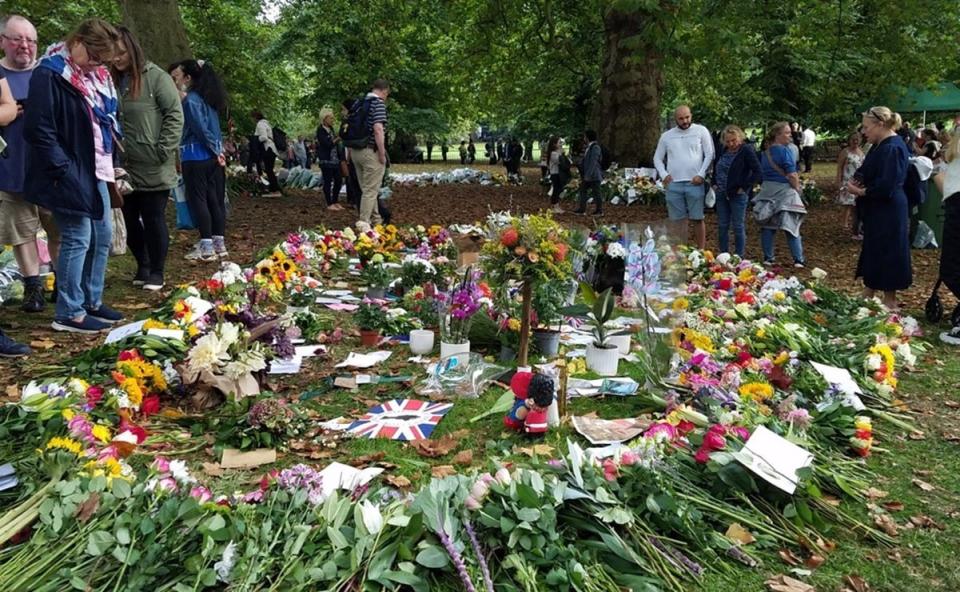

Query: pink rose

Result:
[801,289,818,304]
[730,426,750,441]
[602,459,618,482]
[190,486,212,503]
[620,450,640,466]
[152,457,171,474]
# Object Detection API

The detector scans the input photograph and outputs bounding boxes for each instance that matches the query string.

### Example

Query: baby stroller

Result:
[925,278,960,325]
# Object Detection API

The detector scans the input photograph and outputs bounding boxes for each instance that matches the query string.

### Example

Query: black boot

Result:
[21,276,45,313]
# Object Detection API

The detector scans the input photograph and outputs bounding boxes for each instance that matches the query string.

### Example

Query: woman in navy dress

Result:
[845,106,911,310]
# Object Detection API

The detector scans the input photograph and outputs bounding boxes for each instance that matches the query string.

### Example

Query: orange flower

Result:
[501,227,519,247]
[554,243,568,262]
[514,245,527,256]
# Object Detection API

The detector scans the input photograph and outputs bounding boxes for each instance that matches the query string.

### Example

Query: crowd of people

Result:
[3,13,960,356]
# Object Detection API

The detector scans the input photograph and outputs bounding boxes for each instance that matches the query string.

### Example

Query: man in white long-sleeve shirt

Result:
[653,105,714,249]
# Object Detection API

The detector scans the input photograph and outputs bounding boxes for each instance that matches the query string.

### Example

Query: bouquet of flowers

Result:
[799,176,823,206]
[481,213,573,285]
[181,321,269,399]
[287,275,322,308]
[434,268,490,344]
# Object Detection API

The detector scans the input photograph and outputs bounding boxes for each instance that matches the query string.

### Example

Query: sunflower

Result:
[45,437,84,456]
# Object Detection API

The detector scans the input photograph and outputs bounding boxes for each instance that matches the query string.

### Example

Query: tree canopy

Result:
[5,0,960,162]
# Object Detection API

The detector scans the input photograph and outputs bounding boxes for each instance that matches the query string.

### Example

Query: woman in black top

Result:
[316,107,343,211]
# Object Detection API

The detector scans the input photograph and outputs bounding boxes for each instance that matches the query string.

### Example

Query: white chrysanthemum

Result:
[606,242,627,259]
[716,252,731,265]
[187,333,231,374]
[223,351,267,380]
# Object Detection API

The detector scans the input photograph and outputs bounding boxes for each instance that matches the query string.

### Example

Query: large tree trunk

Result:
[597,7,664,167]
[119,0,192,68]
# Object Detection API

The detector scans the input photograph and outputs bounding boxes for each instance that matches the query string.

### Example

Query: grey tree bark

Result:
[118,0,192,68]
[596,6,664,167]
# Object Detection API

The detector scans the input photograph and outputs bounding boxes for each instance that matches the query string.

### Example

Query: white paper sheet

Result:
[104,320,146,344]
[335,350,392,368]
[735,425,813,494]
[318,462,383,497]
[295,344,326,358]
[146,328,184,340]
[268,358,302,374]
[810,361,866,411]
[184,296,214,319]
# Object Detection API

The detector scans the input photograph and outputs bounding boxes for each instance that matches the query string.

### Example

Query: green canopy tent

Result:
[873,82,960,125]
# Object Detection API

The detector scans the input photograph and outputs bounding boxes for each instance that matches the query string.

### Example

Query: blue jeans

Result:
[716,191,747,256]
[53,181,111,320]
[760,227,804,263]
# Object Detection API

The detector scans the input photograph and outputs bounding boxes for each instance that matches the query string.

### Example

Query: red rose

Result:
[500,227,519,247]
[86,386,104,409]
[677,420,696,435]
[703,431,727,451]
[718,278,733,291]
[730,426,750,440]
[694,448,712,464]
[118,349,139,362]
[141,395,161,416]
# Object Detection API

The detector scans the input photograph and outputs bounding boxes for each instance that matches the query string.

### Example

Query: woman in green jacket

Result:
[112,26,183,291]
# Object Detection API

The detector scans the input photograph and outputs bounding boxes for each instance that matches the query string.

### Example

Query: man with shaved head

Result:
[653,105,714,249]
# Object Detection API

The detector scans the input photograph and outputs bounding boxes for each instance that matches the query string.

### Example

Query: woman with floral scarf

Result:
[24,18,125,334]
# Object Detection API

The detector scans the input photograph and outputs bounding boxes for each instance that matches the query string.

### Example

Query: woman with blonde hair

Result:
[316,107,343,210]
[711,124,761,257]
[24,18,125,333]
[753,121,807,267]
[935,131,960,343]
[836,132,865,238]
[844,106,911,310]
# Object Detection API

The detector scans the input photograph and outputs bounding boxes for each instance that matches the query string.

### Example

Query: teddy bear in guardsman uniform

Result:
[503,372,533,431]
[503,371,555,436]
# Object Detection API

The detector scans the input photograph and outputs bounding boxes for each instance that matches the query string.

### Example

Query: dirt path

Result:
[1,165,949,386]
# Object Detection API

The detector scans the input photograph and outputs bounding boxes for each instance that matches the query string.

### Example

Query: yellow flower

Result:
[738,269,755,283]
[672,297,689,312]
[854,416,872,431]
[91,424,112,443]
[773,351,790,366]
[739,382,774,402]
[45,437,84,456]
[755,328,766,339]
[62,409,75,421]
[773,291,786,302]
[507,318,521,331]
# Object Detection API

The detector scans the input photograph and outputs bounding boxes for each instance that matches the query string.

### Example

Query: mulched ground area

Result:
[1,164,951,386]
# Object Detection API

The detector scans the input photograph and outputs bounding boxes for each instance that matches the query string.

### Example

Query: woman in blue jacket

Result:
[169,59,228,262]
[711,125,761,257]
[24,18,125,334]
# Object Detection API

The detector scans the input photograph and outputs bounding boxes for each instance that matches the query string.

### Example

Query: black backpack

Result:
[342,97,374,150]
[599,144,613,171]
[272,126,288,153]
[559,153,572,177]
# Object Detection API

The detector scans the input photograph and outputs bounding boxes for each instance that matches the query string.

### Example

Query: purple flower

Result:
[277,464,325,505]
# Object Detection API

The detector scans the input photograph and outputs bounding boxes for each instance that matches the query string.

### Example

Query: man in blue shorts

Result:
[653,105,714,249]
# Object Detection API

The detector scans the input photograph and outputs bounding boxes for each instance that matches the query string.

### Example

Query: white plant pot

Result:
[409,329,436,355]
[608,334,632,356]
[586,342,619,376]
[440,340,471,364]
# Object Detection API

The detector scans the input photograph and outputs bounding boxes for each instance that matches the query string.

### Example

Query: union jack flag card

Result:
[346,399,454,441]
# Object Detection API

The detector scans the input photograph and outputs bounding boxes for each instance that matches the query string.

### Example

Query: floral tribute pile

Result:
[0,215,928,591]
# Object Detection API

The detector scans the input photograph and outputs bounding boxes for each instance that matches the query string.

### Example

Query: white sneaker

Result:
[940,326,960,345]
